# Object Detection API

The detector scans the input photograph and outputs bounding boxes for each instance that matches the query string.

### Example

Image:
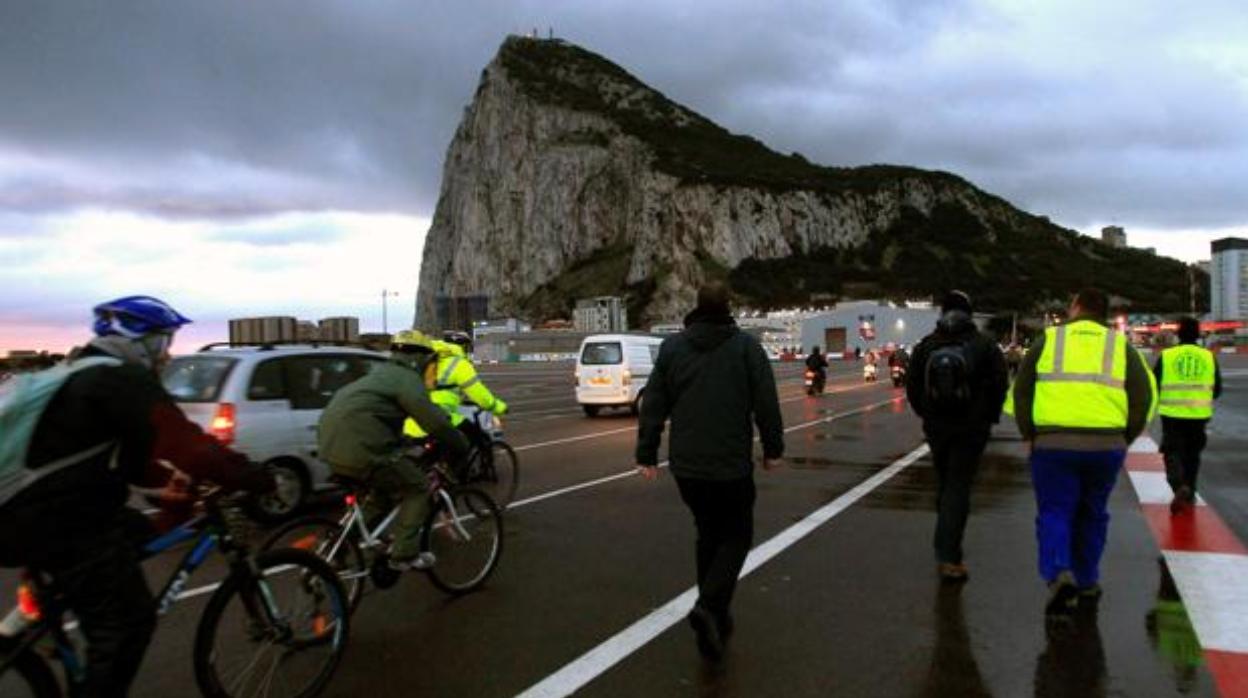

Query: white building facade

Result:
[574,297,628,333]
[1211,238,1248,321]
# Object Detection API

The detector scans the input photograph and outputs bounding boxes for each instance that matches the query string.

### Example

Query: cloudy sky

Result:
[2,0,1245,352]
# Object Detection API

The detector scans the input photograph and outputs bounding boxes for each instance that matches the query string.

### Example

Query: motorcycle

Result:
[890,363,906,388]
[804,368,826,396]
[863,363,878,383]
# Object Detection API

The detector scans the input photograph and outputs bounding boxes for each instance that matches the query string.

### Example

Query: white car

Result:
[161,343,388,520]
[575,334,663,417]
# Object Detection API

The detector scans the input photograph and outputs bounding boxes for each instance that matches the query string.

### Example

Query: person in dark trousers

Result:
[1008,288,1156,618]
[0,296,275,697]
[906,291,1009,582]
[1154,317,1222,514]
[636,282,785,661]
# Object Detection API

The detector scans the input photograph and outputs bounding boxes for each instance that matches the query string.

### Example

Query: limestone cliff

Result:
[415,36,1202,328]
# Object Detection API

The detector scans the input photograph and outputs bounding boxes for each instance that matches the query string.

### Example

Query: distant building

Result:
[1102,226,1127,248]
[799,301,958,357]
[1196,260,1211,275]
[229,316,296,345]
[318,316,360,343]
[1211,238,1248,321]
[649,323,683,335]
[472,318,530,343]
[358,333,393,351]
[475,330,591,363]
[296,321,319,343]
[573,296,628,333]
[435,295,490,333]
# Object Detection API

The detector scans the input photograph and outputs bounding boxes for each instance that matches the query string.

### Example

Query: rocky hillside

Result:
[415,36,1205,328]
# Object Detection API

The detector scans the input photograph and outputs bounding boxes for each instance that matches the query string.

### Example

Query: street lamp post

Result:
[381,289,400,334]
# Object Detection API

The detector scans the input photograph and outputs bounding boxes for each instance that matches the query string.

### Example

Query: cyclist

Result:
[402,331,508,456]
[318,329,470,571]
[0,295,276,697]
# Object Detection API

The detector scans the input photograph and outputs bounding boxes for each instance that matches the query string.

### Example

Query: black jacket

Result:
[10,346,268,524]
[906,311,1009,433]
[636,311,785,480]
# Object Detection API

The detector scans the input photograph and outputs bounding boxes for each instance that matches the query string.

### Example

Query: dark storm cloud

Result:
[1,0,1245,231]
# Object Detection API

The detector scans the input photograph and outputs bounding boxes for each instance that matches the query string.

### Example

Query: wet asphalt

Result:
[5,355,1247,697]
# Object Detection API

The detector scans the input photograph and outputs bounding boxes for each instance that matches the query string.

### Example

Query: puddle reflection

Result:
[1146,557,1204,693]
[1033,616,1107,698]
[922,585,990,698]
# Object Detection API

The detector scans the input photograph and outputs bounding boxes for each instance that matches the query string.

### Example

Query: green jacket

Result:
[317,357,468,478]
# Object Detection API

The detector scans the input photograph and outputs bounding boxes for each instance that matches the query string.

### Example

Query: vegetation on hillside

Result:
[497,37,1207,319]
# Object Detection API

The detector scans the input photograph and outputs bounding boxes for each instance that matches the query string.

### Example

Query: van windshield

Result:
[162,356,236,402]
[581,342,623,365]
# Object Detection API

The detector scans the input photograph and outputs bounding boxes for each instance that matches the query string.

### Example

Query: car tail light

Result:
[621,370,632,386]
[210,402,236,445]
[16,583,40,621]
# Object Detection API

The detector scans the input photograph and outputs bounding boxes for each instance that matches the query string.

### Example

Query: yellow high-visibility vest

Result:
[403,342,506,438]
[1158,344,1215,419]
[1031,320,1129,429]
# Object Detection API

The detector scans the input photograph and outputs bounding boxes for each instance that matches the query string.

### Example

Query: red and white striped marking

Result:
[1127,437,1248,697]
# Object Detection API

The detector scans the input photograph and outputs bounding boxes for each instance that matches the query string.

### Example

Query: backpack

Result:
[924,341,974,414]
[0,357,121,509]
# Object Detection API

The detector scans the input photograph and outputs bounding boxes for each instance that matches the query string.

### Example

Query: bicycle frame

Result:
[0,500,285,686]
[319,479,474,571]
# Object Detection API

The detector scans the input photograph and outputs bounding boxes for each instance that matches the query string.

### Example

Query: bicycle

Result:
[0,488,351,697]
[458,405,519,509]
[262,459,503,611]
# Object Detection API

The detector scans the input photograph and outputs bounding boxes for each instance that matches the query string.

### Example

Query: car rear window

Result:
[162,356,237,403]
[581,342,623,365]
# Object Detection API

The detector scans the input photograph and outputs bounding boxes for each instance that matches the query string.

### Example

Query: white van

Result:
[575,334,664,417]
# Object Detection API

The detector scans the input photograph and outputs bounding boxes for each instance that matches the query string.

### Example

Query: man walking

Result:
[1008,288,1157,617]
[1155,317,1221,514]
[636,282,785,660]
[906,291,1009,582]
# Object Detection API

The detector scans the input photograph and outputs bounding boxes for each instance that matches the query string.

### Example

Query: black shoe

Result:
[1045,572,1078,617]
[717,613,734,640]
[689,605,724,661]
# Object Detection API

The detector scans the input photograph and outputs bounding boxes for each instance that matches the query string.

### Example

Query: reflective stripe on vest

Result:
[1159,345,1215,419]
[1033,322,1129,430]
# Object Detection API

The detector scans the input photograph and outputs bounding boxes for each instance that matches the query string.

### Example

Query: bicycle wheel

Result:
[468,441,519,508]
[0,645,60,698]
[261,516,367,611]
[193,548,350,698]
[420,487,503,595]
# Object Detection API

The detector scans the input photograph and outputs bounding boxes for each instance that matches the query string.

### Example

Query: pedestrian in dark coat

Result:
[906,291,1009,581]
[636,281,785,661]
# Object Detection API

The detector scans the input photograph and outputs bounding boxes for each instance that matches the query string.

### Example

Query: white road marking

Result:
[515,442,931,698]
[1128,471,1206,506]
[171,393,902,604]
[1163,551,1248,653]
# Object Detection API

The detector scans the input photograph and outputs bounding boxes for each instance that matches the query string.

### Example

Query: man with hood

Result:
[636,281,785,661]
[906,291,1009,582]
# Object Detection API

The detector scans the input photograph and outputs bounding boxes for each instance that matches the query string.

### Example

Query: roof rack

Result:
[197,340,380,352]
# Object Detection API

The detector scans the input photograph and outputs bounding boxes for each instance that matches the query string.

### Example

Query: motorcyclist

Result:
[804,345,829,375]
[318,329,470,571]
[0,296,276,697]
[402,332,508,456]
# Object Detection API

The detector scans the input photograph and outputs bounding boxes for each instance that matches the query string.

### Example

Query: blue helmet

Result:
[92,295,192,338]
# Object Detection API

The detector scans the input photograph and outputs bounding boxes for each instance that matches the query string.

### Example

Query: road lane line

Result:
[170,394,903,602]
[508,382,889,450]
[516,441,931,698]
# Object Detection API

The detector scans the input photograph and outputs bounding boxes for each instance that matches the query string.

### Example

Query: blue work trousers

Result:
[1029,448,1125,586]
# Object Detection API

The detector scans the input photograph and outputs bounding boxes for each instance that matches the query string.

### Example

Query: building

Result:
[435,295,490,333]
[318,316,360,343]
[229,316,297,345]
[358,333,393,351]
[472,317,531,343]
[573,296,628,333]
[296,321,319,343]
[799,300,958,357]
[1102,225,1127,248]
[1211,238,1248,321]
[475,330,592,363]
